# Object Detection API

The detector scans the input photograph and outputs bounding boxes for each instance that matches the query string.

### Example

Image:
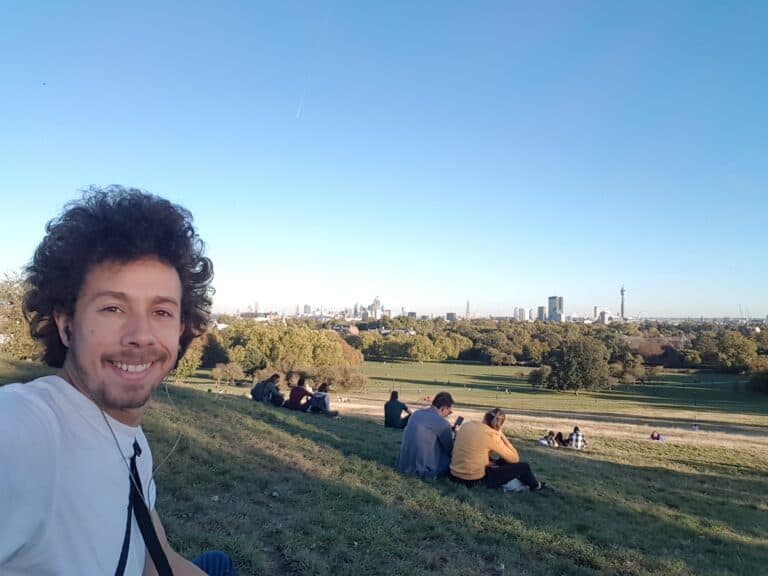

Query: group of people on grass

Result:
[539,427,588,449]
[250,371,338,417]
[388,391,549,493]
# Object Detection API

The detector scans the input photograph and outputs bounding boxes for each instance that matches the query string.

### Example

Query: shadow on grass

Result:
[144,385,768,576]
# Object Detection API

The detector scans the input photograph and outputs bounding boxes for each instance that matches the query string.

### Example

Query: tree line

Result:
[3,274,767,393]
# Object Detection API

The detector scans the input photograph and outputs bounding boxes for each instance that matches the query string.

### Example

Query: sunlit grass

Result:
[144,371,768,576]
[4,358,767,574]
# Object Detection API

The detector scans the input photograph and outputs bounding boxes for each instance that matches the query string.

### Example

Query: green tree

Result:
[547,337,610,392]
[522,339,547,364]
[0,273,42,361]
[408,335,436,362]
[173,336,204,381]
[693,333,720,364]
[211,362,245,385]
[201,330,229,368]
[527,365,551,387]
[718,331,758,372]
[681,349,702,367]
[622,353,646,384]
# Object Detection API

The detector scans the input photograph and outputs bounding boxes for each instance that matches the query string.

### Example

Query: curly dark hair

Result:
[23,186,214,367]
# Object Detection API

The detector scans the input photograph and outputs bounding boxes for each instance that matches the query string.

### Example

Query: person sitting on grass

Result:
[538,431,557,447]
[450,408,548,492]
[650,430,665,441]
[555,426,587,449]
[384,390,412,429]
[568,426,587,449]
[268,381,286,407]
[251,373,280,402]
[285,375,314,411]
[307,383,339,417]
[395,392,456,479]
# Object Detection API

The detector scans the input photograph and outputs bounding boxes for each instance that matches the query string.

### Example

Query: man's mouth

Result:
[110,361,153,373]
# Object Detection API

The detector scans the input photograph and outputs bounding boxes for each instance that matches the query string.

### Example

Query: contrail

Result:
[296,71,312,120]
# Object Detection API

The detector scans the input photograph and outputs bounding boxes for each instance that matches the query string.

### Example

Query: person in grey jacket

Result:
[395,392,457,479]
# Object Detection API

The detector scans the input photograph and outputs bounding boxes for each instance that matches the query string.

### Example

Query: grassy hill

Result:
[3,358,767,574]
[146,363,767,576]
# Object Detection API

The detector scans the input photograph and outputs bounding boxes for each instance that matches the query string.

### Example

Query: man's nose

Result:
[120,313,157,347]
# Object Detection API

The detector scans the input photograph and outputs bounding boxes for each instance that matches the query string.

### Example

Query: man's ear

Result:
[53,310,72,348]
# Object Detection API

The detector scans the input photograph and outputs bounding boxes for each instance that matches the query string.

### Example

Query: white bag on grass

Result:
[502,478,528,493]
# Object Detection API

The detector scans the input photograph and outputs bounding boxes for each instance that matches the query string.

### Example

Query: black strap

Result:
[114,457,134,576]
[131,440,175,576]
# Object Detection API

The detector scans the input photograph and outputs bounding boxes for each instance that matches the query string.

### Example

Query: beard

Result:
[65,337,171,412]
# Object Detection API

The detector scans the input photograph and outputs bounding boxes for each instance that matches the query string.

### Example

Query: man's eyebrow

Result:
[88,290,128,303]
[88,291,180,308]
[152,296,180,308]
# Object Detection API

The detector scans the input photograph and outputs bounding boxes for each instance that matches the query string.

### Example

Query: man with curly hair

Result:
[0,187,237,575]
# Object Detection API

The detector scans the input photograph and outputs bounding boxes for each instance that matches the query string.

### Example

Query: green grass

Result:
[3,358,767,574]
[360,361,768,430]
[147,362,767,575]
[0,357,54,384]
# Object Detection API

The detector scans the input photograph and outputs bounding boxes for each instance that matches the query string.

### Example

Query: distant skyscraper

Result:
[446,312,457,322]
[548,296,564,322]
[620,285,626,320]
[466,299,470,319]
[537,306,547,321]
[303,304,312,315]
[528,308,535,321]
[517,307,526,322]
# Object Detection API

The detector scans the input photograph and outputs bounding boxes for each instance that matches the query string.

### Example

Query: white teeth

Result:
[113,362,152,373]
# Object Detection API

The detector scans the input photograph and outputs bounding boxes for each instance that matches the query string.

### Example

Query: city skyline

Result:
[1,3,766,318]
[226,289,765,323]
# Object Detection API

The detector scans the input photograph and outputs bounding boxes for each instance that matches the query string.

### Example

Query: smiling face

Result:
[54,257,184,425]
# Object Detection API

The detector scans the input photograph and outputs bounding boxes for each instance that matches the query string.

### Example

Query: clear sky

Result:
[1,1,766,319]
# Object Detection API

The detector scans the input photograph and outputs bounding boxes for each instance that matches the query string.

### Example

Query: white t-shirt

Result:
[0,375,155,576]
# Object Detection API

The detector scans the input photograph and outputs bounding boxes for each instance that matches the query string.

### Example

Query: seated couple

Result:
[539,426,587,449]
[395,394,546,492]
[285,376,338,417]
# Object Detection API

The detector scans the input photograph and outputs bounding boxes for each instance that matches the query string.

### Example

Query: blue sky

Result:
[1,1,766,318]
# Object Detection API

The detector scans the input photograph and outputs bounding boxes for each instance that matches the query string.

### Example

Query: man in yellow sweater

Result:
[449,408,546,491]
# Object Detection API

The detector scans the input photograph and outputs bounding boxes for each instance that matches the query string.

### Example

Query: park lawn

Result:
[145,365,768,576]
[0,357,54,385]
[360,361,768,429]
[3,358,767,574]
